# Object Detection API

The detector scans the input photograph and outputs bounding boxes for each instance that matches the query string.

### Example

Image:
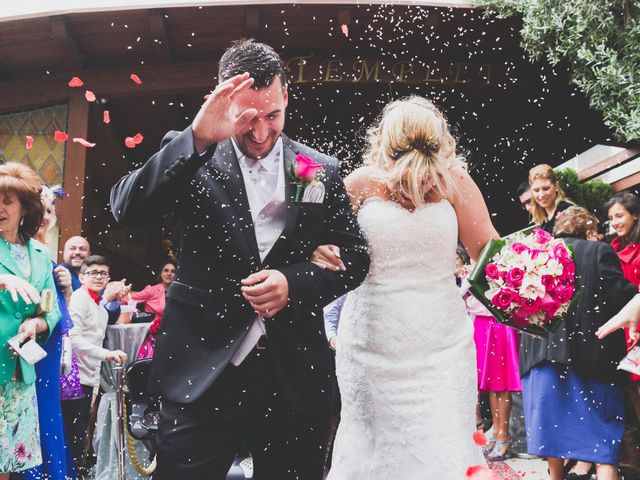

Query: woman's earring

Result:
[19,217,24,227]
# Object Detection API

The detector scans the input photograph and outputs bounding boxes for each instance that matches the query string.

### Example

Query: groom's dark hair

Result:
[218,38,286,90]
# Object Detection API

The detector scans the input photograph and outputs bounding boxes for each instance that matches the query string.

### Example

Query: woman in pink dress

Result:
[131,259,176,359]
[458,247,522,462]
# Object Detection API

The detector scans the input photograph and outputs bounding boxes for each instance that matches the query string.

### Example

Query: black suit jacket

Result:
[110,127,370,412]
[520,237,636,385]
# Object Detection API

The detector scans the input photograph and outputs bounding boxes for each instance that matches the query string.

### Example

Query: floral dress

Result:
[0,242,42,473]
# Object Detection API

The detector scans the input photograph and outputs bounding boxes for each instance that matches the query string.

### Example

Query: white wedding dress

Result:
[329,198,485,479]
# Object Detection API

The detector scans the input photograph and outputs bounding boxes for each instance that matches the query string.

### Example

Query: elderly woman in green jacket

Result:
[0,163,60,479]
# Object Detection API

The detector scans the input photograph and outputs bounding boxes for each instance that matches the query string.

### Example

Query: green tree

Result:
[555,168,613,221]
[478,0,640,142]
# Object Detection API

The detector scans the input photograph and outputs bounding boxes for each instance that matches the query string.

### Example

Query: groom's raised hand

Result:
[192,72,258,154]
[241,270,289,318]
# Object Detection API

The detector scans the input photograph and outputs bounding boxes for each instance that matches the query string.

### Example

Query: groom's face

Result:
[231,76,288,160]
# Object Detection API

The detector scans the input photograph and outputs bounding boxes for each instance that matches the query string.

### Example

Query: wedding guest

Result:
[606,192,640,465]
[62,237,90,291]
[12,185,76,480]
[528,164,572,233]
[0,162,60,480]
[66,256,129,473]
[324,294,346,351]
[516,181,533,215]
[459,255,521,461]
[129,259,176,359]
[521,206,635,480]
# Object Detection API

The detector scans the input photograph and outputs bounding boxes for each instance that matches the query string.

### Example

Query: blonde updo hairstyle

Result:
[39,184,60,243]
[364,96,464,208]
[528,164,569,225]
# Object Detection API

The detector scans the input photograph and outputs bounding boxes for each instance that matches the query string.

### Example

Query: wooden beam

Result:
[612,171,640,192]
[149,10,171,64]
[57,90,90,262]
[578,147,640,180]
[50,15,83,71]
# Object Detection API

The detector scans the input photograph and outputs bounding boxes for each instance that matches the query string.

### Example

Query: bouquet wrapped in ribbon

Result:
[467,227,578,336]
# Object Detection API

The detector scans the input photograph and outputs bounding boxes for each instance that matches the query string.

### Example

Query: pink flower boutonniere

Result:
[290,154,324,202]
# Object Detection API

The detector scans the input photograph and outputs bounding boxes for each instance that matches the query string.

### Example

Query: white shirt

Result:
[230,137,286,365]
[69,287,110,387]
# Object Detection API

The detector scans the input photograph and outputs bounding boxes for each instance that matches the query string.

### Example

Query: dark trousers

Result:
[154,345,332,480]
[61,385,93,471]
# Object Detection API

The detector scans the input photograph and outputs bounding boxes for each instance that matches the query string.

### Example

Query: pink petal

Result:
[465,465,498,480]
[130,73,142,85]
[103,110,111,124]
[25,136,33,150]
[472,430,487,446]
[54,131,69,142]
[85,90,96,102]
[72,137,96,148]
[68,76,84,87]
[340,24,349,38]
[124,137,136,149]
[132,133,144,144]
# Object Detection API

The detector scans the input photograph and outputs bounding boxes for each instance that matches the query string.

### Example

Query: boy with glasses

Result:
[65,255,129,472]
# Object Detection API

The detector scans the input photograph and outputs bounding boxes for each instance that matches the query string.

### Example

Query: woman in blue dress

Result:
[12,185,76,480]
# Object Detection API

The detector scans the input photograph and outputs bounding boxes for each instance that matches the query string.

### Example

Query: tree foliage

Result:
[555,168,613,221]
[478,0,640,142]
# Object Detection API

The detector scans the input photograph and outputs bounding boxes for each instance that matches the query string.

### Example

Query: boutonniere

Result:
[289,154,324,202]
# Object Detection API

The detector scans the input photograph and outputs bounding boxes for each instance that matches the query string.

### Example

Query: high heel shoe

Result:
[482,437,496,456]
[486,439,512,462]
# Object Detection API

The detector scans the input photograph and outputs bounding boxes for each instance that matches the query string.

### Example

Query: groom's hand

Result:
[241,270,289,318]
[192,72,258,154]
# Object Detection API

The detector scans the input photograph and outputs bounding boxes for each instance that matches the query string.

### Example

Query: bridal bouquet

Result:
[467,227,578,336]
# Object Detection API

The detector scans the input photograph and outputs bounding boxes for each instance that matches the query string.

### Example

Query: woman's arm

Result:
[450,164,499,261]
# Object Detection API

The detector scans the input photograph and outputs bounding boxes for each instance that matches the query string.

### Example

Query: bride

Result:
[312,96,498,479]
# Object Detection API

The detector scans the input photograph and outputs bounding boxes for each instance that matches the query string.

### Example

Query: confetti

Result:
[132,133,144,145]
[68,76,84,87]
[472,430,487,446]
[340,24,349,38]
[72,137,96,148]
[465,465,498,480]
[103,110,111,124]
[54,131,68,142]
[25,136,33,150]
[130,73,142,85]
[85,90,96,102]
[124,137,136,148]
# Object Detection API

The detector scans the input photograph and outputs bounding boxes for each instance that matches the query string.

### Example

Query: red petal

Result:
[85,90,96,102]
[68,76,84,87]
[25,136,33,150]
[54,131,69,142]
[132,133,144,144]
[203,94,210,100]
[130,73,142,85]
[72,137,96,148]
[124,137,136,149]
[103,110,111,124]
[472,430,487,446]
[340,24,349,38]
[465,465,498,480]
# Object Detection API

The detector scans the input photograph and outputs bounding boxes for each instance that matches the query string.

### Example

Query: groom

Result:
[110,39,370,479]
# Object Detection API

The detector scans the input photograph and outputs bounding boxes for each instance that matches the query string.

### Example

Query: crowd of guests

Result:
[1,155,640,479]
[0,162,174,479]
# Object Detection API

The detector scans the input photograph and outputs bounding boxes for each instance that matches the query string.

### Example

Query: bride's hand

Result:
[310,245,345,271]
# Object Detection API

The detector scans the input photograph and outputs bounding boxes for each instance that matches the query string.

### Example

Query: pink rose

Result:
[485,263,501,281]
[530,249,545,259]
[294,154,323,181]
[511,242,530,255]
[559,260,575,280]
[540,274,555,290]
[518,296,541,315]
[553,284,575,304]
[509,308,529,328]
[539,293,560,317]
[532,227,552,244]
[505,267,525,288]
[491,288,517,310]
[552,243,570,260]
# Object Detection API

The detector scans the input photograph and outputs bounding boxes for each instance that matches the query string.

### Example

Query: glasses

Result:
[84,270,109,279]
